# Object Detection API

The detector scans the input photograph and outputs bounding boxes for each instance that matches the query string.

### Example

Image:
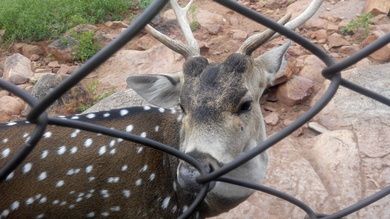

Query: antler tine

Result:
[237,13,291,55]
[145,0,200,59]
[237,0,324,55]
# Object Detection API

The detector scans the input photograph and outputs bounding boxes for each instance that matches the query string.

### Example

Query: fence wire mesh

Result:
[0,0,389,218]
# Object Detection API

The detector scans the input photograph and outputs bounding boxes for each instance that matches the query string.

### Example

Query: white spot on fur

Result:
[171,109,177,114]
[43,132,52,138]
[121,165,128,172]
[57,146,66,155]
[84,138,93,147]
[122,190,131,198]
[100,190,109,198]
[125,125,133,132]
[110,148,116,155]
[177,114,183,122]
[70,147,78,154]
[67,169,75,175]
[120,109,129,116]
[101,212,110,217]
[71,116,79,120]
[103,113,110,117]
[1,209,10,217]
[135,179,142,186]
[70,129,80,138]
[1,148,10,158]
[52,200,59,205]
[88,177,95,182]
[140,132,147,138]
[162,196,171,209]
[6,172,14,181]
[2,138,9,143]
[139,165,148,173]
[99,146,106,155]
[86,212,95,217]
[155,126,160,132]
[41,150,49,159]
[23,163,32,174]
[56,180,65,187]
[136,147,143,154]
[11,201,20,211]
[109,140,115,147]
[149,173,156,181]
[38,172,47,181]
[60,201,67,206]
[7,121,17,126]
[110,206,120,212]
[26,197,34,205]
[22,132,29,138]
[86,114,96,119]
[158,108,165,113]
[36,214,45,219]
[69,204,75,209]
[86,165,93,173]
[107,177,120,183]
[143,106,151,110]
[182,205,188,213]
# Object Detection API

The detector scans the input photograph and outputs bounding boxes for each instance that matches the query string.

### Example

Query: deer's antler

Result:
[145,0,200,59]
[237,0,324,55]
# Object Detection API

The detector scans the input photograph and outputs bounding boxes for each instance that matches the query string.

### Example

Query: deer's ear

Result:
[126,72,183,108]
[254,41,291,85]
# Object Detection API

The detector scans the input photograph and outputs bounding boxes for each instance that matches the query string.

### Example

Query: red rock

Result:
[231,29,248,40]
[361,30,390,61]
[328,33,350,48]
[363,0,390,16]
[0,96,25,122]
[106,21,128,29]
[276,75,314,107]
[4,54,34,85]
[264,112,279,126]
[207,23,223,35]
[21,44,44,58]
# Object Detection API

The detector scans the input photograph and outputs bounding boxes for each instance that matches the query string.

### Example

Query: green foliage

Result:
[0,0,132,43]
[135,0,154,10]
[341,13,374,40]
[70,30,102,62]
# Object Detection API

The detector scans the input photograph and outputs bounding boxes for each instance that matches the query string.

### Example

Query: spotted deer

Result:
[0,0,323,218]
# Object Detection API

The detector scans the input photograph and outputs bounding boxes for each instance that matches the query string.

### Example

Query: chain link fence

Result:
[0,0,389,218]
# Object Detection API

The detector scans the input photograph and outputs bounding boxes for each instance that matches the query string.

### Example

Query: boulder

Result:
[363,0,390,16]
[23,74,94,116]
[3,54,34,85]
[47,36,77,63]
[0,96,25,123]
[276,75,314,107]
[328,33,350,48]
[361,30,390,62]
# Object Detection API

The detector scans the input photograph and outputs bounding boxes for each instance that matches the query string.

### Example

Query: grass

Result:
[0,0,154,44]
[341,13,374,41]
[76,81,116,112]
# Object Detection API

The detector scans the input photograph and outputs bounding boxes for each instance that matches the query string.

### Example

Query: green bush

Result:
[70,30,102,62]
[341,13,374,40]
[0,0,135,43]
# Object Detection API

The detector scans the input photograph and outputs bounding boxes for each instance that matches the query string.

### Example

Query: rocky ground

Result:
[0,0,389,218]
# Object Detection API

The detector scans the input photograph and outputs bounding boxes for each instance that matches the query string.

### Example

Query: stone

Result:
[0,96,25,123]
[0,90,10,98]
[312,29,327,41]
[276,75,314,107]
[297,55,327,85]
[264,112,279,126]
[23,74,94,116]
[47,36,77,63]
[308,122,329,134]
[3,54,34,85]
[48,61,61,68]
[363,0,390,16]
[231,29,248,40]
[207,23,223,35]
[30,54,40,61]
[57,64,70,75]
[340,45,360,55]
[106,21,128,29]
[371,14,390,25]
[361,30,390,62]
[67,66,80,74]
[328,33,350,48]
[195,9,225,31]
[21,44,44,58]
[91,44,184,90]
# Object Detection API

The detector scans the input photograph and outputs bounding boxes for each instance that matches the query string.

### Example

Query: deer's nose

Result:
[177,152,220,194]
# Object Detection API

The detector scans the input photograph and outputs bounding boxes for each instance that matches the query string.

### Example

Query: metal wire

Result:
[0,0,389,218]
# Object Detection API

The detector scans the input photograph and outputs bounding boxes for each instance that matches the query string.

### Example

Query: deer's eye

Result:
[239,101,252,113]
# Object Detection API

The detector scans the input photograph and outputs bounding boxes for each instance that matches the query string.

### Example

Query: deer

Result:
[0,0,323,218]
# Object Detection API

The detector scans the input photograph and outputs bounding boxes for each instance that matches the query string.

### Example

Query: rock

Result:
[67,66,80,74]
[0,90,9,98]
[106,21,128,29]
[361,30,390,62]
[363,0,390,16]
[48,61,61,68]
[340,45,360,55]
[231,29,248,40]
[328,33,350,48]
[83,89,152,113]
[47,36,77,63]
[3,54,34,85]
[0,96,25,123]
[23,74,94,116]
[66,24,97,35]
[195,9,225,31]
[371,14,390,25]
[308,122,329,134]
[21,44,44,58]
[305,18,328,29]
[207,23,223,35]
[91,45,184,90]
[57,64,70,75]
[264,112,279,126]
[30,54,40,61]
[297,55,326,86]
[312,29,327,41]
[276,75,314,107]
[34,69,52,74]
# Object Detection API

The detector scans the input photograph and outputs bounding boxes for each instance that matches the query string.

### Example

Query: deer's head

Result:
[127,0,321,216]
